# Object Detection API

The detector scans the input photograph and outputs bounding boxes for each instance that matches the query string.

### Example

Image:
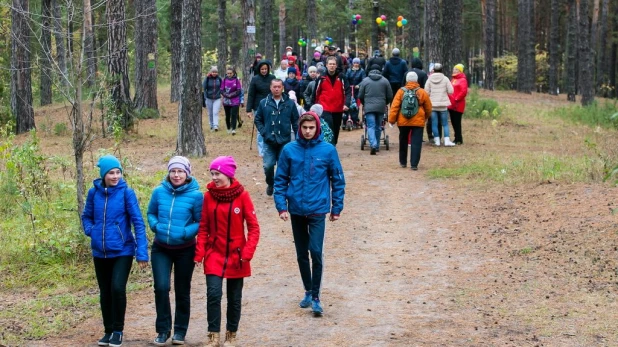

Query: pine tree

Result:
[11,0,35,133]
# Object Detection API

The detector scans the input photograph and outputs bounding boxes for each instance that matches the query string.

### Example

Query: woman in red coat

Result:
[194,156,260,347]
[448,63,468,144]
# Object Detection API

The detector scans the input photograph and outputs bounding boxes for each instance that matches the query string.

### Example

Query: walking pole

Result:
[250,122,255,150]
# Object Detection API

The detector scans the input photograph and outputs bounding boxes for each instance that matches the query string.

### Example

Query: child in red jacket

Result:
[194,156,260,347]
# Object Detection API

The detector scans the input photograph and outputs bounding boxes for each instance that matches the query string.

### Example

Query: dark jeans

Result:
[93,256,133,333]
[322,111,343,145]
[262,142,285,187]
[449,109,463,144]
[206,275,244,333]
[151,243,196,335]
[290,214,326,299]
[223,105,239,130]
[389,82,401,97]
[426,116,442,139]
[399,126,424,168]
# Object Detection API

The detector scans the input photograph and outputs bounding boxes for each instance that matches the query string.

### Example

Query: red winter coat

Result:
[194,180,260,278]
[315,72,350,113]
[448,72,468,113]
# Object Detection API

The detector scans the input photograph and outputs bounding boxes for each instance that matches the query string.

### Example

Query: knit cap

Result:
[406,71,418,82]
[308,66,317,73]
[209,156,237,178]
[309,104,324,117]
[98,155,123,178]
[255,53,262,58]
[288,67,297,75]
[433,63,443,72]
[454,64,465,73]
[352,58,361,64]
[392,48,400,56]
[168,156,192,175]
[314,51,321,59]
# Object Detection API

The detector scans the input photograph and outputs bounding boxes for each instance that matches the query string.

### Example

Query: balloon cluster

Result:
[396,15,408,27]
[323,37,334,46]
[351,14,362,25]
[297,38,307,47]
[375,14,387,27]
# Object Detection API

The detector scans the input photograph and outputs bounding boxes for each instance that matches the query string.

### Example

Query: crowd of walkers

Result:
[81,44,468,347]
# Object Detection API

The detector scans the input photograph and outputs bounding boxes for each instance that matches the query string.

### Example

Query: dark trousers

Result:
[262,142,285,187]
[290,214,326,299]
[206,275,244,333]
[449,109,463,144]
[399,126,424,168]
[389,82,402,96]
[426,116,443,139]
[322,111,343,145]
[223,105,239,130]
[151,243,196,335]
[93,256,133,333]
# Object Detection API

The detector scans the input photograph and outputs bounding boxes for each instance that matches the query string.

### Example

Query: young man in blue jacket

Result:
[273,112,346,316]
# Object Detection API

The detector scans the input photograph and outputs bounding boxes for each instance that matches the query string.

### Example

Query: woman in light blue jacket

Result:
[147,156,203,346]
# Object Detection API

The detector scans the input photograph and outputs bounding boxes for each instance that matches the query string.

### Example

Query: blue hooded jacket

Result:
[81,179,149,261]
[147,177,203,246]
[274,113,345,216]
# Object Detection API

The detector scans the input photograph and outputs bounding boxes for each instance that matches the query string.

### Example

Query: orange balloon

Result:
[397,16,403,21]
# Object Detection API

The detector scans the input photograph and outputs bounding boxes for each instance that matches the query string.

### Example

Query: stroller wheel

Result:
[360,135,365,150]
[385,135,390,150]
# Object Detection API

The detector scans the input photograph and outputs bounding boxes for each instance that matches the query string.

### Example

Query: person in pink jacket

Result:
[194,156,260,347]
[448,63,468,145]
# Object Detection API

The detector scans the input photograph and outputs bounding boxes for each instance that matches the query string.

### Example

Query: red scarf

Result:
[207,180,245,202]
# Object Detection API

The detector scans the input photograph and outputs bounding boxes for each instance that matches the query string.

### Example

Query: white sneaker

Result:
[227,129,232,134]
[231,130,236,135]
[444,137,456,146]
[433,137,440,146]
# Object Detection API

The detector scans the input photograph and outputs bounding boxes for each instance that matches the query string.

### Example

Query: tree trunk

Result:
[263,0,273,61]
[107,0,133,129]
[230,1,242,70]
[516,0,534,93]
[407,0,422,62]
[278,2,286,59]
[52,0,68,88]
[217,0,227,73]
[442,0,463,73]
[176,0,206,156]
[578,0,594,106]
[484,0,495,90]
[424,0,441,64]
[566,0,577,101]
[306,0,317,55]
[40,0,53,106]
[610,4,617,98]
[589,0,599,92]
[11,0,35,134]
[170,0,182,102]
[241,0,256,90]
[548,0,560,95]
[133,0,159,114]
[596,0,609,95]
[371,2,378,53]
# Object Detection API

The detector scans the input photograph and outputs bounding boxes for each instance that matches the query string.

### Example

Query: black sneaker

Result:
[266,185,274,196]
[400,164,406,168]
[98,333,112,346]
[172,333,186,345]
[154,332,170,346]
[411,166,418,171]
[370,148,376,155]
[109,332,123,347]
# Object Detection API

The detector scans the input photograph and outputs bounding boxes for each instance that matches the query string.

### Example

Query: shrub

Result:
[465,87,502,119]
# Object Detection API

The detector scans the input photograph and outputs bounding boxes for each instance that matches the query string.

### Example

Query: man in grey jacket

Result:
[358,65,393,155]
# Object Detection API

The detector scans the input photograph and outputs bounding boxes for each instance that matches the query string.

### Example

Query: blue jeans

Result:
[365,112,383,149]
[290,214,326,299]
[431,110,449,138]
[253,109,264,156]
[262,142,285,187]
[93,256,133,333]
[151,242,195,335]
[206,275,244,332]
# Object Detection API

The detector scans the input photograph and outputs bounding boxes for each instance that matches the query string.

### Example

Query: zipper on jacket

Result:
[167,191,176,244]
[116,224,125,243]
[103,188,108,258]
[221,202,234,277]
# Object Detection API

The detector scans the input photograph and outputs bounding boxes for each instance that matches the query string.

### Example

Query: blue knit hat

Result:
[97,155,123,178]
[288,67,297,75]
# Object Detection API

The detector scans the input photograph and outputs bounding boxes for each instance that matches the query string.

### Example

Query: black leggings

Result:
[449,109,463,144]
[224,105,239,130]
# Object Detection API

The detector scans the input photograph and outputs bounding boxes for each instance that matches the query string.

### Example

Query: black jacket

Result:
[254,93,300,145]
[246,60,275,112]
[402,58,428,89]
[383,57,408,85]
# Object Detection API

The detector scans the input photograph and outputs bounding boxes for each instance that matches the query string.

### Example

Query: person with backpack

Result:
[221,67,243,135]
[388,72,432,170]
[425,63,455,146]
[357,64,393,155]
[203,66,222,131]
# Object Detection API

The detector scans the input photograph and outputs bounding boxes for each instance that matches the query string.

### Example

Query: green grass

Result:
[552,100,618,130]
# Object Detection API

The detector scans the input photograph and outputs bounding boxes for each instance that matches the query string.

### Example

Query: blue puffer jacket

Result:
[274,116,345,216]
[147,177,203,245]
[81,179,149,261]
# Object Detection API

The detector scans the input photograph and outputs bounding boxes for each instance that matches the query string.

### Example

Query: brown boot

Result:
[223,331,237,347]
[205,332,220,347]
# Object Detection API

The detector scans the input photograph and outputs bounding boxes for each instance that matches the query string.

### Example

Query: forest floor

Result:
[13,89,618,346]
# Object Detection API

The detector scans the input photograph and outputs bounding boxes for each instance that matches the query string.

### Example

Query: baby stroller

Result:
[360,110,389,151]
[344,87,360,131]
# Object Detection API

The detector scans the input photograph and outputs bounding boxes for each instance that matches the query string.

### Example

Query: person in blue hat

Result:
[81,154,149,347]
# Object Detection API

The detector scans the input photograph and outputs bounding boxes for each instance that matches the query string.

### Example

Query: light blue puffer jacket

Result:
[147,177,203,245]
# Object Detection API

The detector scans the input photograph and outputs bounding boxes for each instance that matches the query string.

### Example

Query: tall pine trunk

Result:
[424,0,441,64]
[408,0,422,62]
[278,3,286,59]
[484,0,495,90]
[40,0,53,105]
[263,0,273,61]
[241,0,255,90]
[83,0,95,88]
[306,0,317,56]
[548,0,560,95]
[578,0,594,105]
[516,0,534,93]
[371,2,378,53]
[442,0,463,74]
[610,4,617,99]
[52,0,68,87]
[217,0,227,73]
[11,0,35,134]
[566,0,578,101]
[107,0,133,129]
[176,0,206,156]
[596,0,609,95]
[170,0,182,102]
[133,0,159,114]
[230,1,242,71]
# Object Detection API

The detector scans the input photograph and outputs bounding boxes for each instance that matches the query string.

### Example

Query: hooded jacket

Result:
[254,93,300,145]
[81,179,149,261]
[247,60,275,112]
[303,79,318,111]
[203,74,222,100]
[147,177,203,246]
[194,180,260,279]
[358,69,394,114]
[367,56,386,71]
[425,72,454,108]
[448,72,468,113]
[388,81,432,128]
[382,56,408,84]
[274,113,345,217]
[283,76,300,96]
[314,70,351,113]
[404,58,428,89]
[221,76,242,107]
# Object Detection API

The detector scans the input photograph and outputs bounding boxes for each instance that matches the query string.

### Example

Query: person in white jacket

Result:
[425,63,455,146]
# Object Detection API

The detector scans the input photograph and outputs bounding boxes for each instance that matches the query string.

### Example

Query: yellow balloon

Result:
[397,21,402,27]
[376,17,382,24]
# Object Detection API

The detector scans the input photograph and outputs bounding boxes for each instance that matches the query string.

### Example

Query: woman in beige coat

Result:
[425,63,454,146]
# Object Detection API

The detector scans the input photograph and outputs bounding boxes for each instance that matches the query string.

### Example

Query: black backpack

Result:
[400,87,420,118]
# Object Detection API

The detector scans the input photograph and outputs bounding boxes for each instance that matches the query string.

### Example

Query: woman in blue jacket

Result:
[147,156,203,346]
[81,155,149,347]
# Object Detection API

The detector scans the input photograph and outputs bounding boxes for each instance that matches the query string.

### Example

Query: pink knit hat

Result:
[209,156,237,178]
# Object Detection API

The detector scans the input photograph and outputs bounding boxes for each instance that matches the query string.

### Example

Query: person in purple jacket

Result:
[221,67,243,135]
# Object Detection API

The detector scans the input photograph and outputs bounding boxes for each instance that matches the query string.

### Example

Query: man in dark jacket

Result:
[382,48,408,95]
[358,65,393,155]
[254,79,300,196]
[247,60,275,157]
[367,50,386,71]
